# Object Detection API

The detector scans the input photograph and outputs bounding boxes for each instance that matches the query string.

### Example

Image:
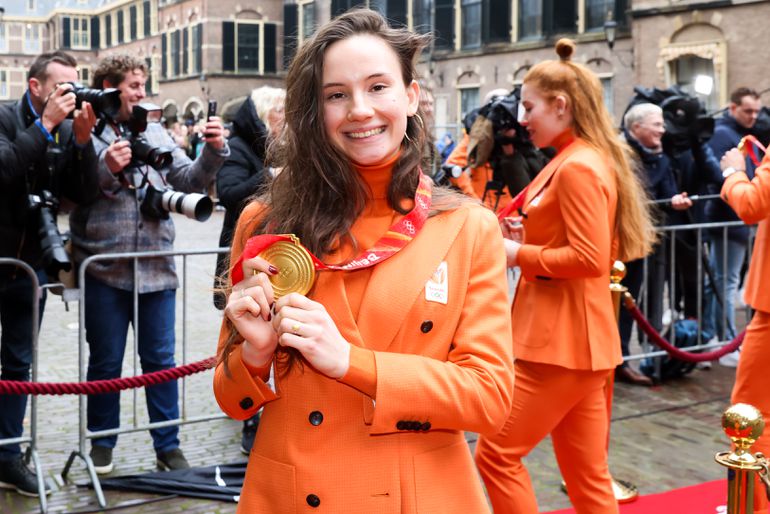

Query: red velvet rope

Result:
[0,357,217,396]
[623,293,745,362]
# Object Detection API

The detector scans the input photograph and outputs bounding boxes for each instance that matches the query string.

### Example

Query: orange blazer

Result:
[446,133,513,212]
[213,201,514,514]
[722,152,770,314]
[512,137,622,371]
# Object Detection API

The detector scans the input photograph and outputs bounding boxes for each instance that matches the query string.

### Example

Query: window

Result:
[585,0,613,32]
[483,0,510,44]
[0,24,7,52]
[171,30,180,76]
[144,0,152,37]
[600,76,613,115]
[0,70,8,100]
[117,10,125,43]
[71,16,90,48]
[130,5,138,40]
[412,0,432,34]
[461,0,482,49]
[24,24,41,54]
[300,1,316,41]
[518,0,542,40]
[434,0,454,50]
[459,87,479,121]
[190,24,202,74]
[105,14,112,47]
[78,66,90,85]
[672,55,719,111]
[222,21,278,74]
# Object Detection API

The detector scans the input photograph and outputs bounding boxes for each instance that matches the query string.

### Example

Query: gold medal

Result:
[257,235,316,299]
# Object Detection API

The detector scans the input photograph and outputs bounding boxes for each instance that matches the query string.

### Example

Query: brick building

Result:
[0,0,767,133]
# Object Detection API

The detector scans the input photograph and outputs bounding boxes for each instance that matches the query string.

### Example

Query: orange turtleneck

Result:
[334,152,405,398]
[549,128,577,154]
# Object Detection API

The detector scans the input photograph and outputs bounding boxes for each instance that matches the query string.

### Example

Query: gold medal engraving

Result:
[258,236,316,298]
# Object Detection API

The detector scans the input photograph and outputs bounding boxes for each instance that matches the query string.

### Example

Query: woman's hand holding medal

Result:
[225,251,351,378]
[225,256,280,368]
[272,293,351,379]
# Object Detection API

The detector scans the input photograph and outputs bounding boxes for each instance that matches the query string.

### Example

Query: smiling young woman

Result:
[212,9,515,513]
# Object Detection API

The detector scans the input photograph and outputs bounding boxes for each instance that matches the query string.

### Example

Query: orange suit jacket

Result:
[213,201,514,513]
[512,137,622,371]
[722,152,770,314]
[446,133,513,212]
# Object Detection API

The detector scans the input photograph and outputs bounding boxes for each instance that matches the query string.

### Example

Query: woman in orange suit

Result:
[212,10,514,514]
[720,146,770,514]
[475,39,656,514]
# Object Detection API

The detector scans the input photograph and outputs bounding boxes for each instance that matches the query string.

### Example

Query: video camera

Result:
[27,190,71,276]
[623,85,715,155]
[465,87,548,199]
[63,82,122,119]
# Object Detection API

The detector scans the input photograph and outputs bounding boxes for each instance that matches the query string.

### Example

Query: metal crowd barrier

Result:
[0,257,48,512]
[60,247,228,509]
[625,219,756,367]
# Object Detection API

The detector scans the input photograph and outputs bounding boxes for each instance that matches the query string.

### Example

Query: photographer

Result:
[0,51,99,496]
[69,55,228,475]
[445,88,548,212]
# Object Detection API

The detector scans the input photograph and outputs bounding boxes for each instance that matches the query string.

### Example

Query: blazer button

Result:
[308,411,324,426]
[420,422,431,431]
[396,421,407,430]
[239,397,254,410]
[420,320,433,333]
[306,494,321,507]
[409,421,421,431]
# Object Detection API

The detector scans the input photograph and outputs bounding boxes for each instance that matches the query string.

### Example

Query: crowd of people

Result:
[1,8,768,514]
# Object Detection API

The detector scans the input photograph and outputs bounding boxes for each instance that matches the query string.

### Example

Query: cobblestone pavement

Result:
[1,211,738,513]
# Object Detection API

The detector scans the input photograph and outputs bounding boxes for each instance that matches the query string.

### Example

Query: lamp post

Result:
[603,15,633,68]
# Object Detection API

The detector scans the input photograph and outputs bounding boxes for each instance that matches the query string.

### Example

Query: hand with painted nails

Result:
[272,293,351,379]
[224,256,281,367]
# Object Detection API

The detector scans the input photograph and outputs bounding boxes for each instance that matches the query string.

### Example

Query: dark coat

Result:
[706,114,757,243]
[0,91,98,276]
[214,96,270,307]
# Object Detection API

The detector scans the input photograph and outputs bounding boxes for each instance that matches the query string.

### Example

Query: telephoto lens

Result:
[160,190,213,222]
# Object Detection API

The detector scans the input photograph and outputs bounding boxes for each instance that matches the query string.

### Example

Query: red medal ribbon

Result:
[496,186,528,221]
[231,173,433,285]
[740,135,767,166]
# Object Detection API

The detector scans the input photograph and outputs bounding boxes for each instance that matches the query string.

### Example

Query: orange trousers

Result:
[476,360,618,514]
[730,310,770,514]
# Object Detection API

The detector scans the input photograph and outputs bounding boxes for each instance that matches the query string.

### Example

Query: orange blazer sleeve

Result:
[721,156,770,225]
[213,201,278,421]
[517,154,613,281]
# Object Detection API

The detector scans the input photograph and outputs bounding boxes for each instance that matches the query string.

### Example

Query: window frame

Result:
[23,24,42,54]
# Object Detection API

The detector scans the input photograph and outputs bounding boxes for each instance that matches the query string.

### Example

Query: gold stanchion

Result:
[715,403,770,514]
[561,261,639,503]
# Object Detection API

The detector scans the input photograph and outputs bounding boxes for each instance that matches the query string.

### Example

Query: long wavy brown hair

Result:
[523,39,656,262]
[219,9,468,373]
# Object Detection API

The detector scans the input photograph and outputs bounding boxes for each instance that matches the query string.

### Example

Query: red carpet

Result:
[546,479,727,514]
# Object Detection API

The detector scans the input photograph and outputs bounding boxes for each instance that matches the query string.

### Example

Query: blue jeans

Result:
[704,238,746,341]
[0,267,47,460]
[84,274,179,453]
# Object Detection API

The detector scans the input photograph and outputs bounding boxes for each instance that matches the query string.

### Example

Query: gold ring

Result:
[291,323,301,335]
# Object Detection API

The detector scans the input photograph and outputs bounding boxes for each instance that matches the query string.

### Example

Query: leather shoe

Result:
[615,365,653,386]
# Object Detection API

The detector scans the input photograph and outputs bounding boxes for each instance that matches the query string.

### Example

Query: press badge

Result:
[425,261,449,305]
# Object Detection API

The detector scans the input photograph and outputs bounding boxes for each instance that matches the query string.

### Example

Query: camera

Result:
[623,85,716,155]
[64,82,122,119]
[27,190,71,275]
[125,103,174,170]
[140,185,213,222]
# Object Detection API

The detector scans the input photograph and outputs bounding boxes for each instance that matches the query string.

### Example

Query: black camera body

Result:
[123,103,174,170]
[623,85,716,156]
[64,82,122,119]
[27,190,71,276]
